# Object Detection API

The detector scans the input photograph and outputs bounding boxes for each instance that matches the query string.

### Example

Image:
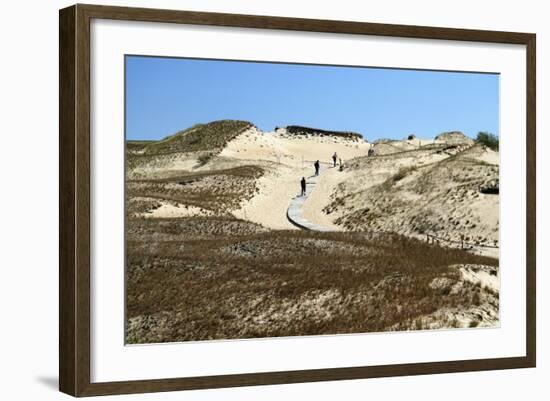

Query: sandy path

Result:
[225,128,371,230]
[301,164,347,230]
[286,164,335,232]
[232,164,311,230]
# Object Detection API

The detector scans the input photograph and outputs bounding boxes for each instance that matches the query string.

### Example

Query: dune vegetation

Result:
[125,120,500,344]
[126,220,498,343]
[134,120,252,155]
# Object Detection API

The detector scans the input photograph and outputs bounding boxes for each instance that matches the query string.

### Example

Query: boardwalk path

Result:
[286,165,334,232]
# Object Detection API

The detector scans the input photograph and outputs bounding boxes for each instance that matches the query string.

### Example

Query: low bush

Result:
[392,165,417,182]
[476,131,499,151]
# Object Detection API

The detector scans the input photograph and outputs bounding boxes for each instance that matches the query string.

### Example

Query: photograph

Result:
[124,55,500,344]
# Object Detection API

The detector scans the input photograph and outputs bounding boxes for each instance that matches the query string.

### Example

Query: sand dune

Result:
[125,122,500,340]
[127,124,498,256]
[220,127,371,230]
[220,126,371,167]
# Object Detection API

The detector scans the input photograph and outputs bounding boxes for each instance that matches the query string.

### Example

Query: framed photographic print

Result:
[59,4,536,397]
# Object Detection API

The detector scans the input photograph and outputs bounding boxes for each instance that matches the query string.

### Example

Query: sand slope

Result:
[127,124,499,257]
[219,127,371,230]
[321,143,499,254]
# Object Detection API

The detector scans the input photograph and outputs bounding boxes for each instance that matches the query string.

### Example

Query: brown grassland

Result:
[126,217,498,343]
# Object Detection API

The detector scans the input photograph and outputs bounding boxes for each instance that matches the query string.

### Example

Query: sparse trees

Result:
[476,131,499,151]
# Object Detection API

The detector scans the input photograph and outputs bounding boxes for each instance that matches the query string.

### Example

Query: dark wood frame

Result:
[59,3,536,397]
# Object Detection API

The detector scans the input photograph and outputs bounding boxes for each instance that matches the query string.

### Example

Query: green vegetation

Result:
[128,120,252,155]
[126,140,153,154]
[476,131,499,151]
[285,125,363,140]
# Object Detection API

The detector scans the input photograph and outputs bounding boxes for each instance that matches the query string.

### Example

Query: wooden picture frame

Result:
[59,3,536,397]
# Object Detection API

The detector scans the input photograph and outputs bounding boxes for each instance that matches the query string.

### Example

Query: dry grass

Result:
[133,120,252,155]
[392,165,417,182]
[326,145,499,247]
[126,166,263,215]
[126,219,498,343]
[125,120,253,173]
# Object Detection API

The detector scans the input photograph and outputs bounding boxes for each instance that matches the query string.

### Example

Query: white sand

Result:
[140,201,212,218]
[232,166,306,230]
[220,127,371,168]
[457,264,500,292]
[474,147,500,165]
[223,127,372,230]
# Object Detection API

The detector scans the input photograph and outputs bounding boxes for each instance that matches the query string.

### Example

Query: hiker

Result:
[332,152,338,167]
[314,160,320,176]
[300,177,306,196]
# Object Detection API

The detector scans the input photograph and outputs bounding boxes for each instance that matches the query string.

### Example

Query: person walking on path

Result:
[300,177,307,196]
[314,160,320,176]
[332,152,338,167]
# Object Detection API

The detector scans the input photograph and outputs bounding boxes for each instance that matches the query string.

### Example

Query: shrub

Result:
[392,166,417,182]
[196,153,212,167]
[476,132,499,151]
[285,125,362,140]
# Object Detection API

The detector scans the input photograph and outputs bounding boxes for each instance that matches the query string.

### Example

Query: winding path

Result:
[286,165,334,232]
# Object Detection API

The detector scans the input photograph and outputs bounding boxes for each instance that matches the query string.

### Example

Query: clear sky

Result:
[125,55,499,142]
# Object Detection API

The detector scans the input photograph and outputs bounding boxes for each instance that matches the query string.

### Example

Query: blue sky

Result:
[126,56,499,141]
